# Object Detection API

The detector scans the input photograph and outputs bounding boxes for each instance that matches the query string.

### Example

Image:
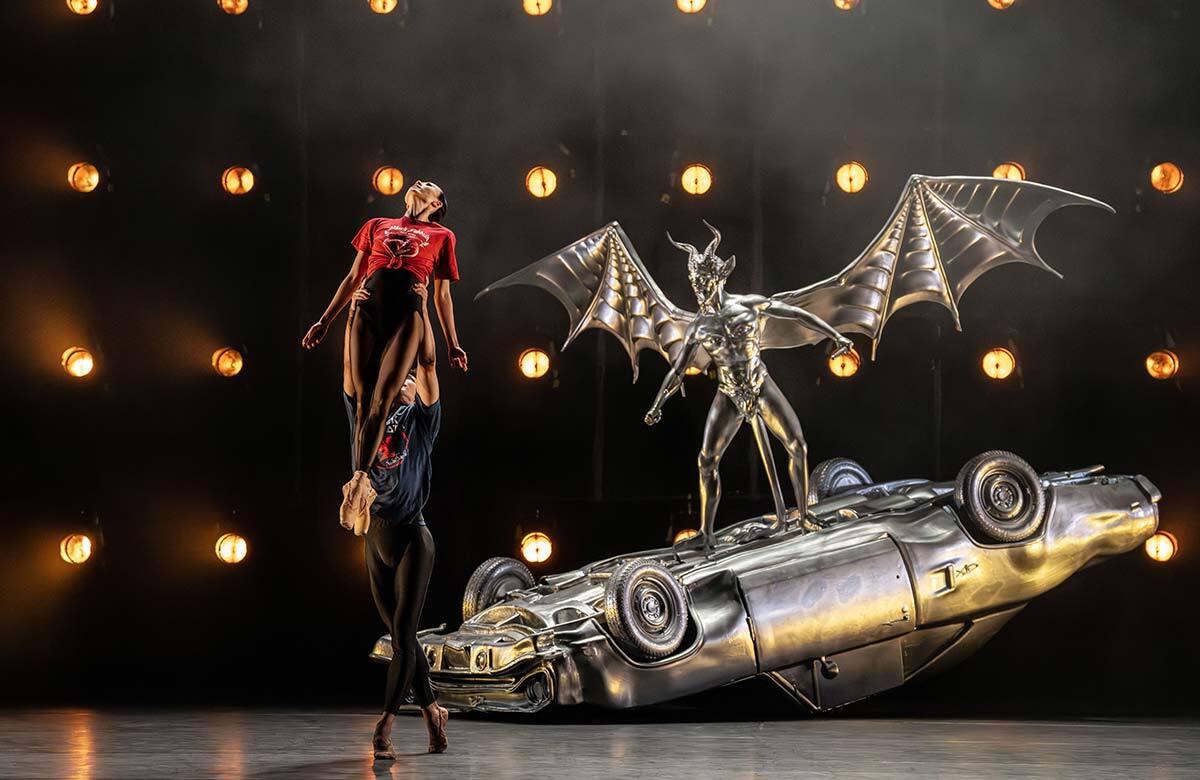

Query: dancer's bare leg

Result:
[354,310,423,473]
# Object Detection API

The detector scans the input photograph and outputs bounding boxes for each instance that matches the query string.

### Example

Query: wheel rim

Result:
[980,469,1027,523]
[632,577,674,637]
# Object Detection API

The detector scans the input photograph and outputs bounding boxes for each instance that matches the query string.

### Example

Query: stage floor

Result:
[0,710,1195,779]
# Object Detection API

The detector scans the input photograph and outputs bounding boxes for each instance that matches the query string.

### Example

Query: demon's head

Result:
[668,220,735,310]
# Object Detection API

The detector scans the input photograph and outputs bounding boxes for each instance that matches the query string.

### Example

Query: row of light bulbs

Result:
[65,160,1189,200]
[61,346,244,378]
[516,346,1184,382]
[59,531,249,565]
[60,529,555,566]
[65,0,1027,18]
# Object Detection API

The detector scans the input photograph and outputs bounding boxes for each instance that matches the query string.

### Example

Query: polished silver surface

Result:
[375,468,1158,715]
[763,175,1115,357]
[3,710,1197,779]
[476,176,1112,535]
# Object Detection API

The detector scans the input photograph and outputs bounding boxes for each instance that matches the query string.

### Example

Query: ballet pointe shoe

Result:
[423,704,449,754]
[351,474,377,537]
[372,734,396,761]
[339,479,357,531]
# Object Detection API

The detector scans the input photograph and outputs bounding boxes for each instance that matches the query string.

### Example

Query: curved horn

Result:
[666,231,698,256]
[701,219,721,256]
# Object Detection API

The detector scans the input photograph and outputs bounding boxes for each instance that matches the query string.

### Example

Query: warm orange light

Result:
[1150,162,1184,195]
[1145,350,1179,380]
[674,528,699,544]
[66,0,98,14]
[212,347,244,378]
[987,0,1016,9]
[993,162,1026,180]
[677,0,707,12]
[829,347,861,378]
[68,163,100,193]
[60,534,93,564]
[62,347,94,378]
[215,533,248,564]
[681,164,713,196]
[222,166,255,196]
[523,0,552,15]
[525,166,557,198]
[370,0,398,12]
[518,348,551,379]
[684,365,703,377]
[521,532,552,563]
[217,0,248,15]
[1145,531,1177,563]
[372,166,404,196]
[834,0,859,9]
[836,161,868,194]
[982,347,1016,380]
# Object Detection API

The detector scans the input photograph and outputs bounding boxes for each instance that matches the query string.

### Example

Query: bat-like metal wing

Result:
[475,222,707,381]
[764,175,1114,356]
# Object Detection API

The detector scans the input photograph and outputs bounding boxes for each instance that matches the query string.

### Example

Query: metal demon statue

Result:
[478,175,1112,549]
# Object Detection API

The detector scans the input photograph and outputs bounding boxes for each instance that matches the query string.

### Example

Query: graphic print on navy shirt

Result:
[376,410,410,471]
[342,392,441,527]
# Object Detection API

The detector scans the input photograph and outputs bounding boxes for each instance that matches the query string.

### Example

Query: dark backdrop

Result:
[1,0,1196,715]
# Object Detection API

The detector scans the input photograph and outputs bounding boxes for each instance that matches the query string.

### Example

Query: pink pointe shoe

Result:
[348,470,376,537]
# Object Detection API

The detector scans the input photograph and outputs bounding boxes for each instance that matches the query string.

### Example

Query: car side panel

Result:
[737,535,916,671]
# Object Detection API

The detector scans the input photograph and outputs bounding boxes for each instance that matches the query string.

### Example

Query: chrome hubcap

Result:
[982,471,1026,521]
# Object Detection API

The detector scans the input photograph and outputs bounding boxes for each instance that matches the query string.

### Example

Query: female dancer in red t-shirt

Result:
[302,180,461,758]
[301,179,466,527]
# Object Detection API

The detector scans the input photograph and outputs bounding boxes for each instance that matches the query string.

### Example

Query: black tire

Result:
[462,556,536,622]
[808,457,873,505]
[603,558,689,660]
[955,450,1046,543]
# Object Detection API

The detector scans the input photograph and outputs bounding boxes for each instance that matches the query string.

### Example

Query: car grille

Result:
[442,645,471,671]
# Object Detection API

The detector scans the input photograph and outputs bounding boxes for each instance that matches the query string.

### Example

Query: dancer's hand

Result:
[412,281,428,308]
[448,345,468,371]
[644,407,662,426]
[831,335,853,359]
[351,286,371,302]
[301,320,328,349]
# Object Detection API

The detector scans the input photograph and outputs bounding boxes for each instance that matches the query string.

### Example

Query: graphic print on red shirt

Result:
[351,216,459,284]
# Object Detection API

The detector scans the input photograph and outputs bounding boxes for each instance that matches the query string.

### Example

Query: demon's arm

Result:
[753,296,853,356]
[761,175,1114,357]
[475,222,710,381]
[644,320,701,425]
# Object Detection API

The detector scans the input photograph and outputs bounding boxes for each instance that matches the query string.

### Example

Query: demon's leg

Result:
[750,413,788,531]
[759,375,810,519]
[697,392,743,542]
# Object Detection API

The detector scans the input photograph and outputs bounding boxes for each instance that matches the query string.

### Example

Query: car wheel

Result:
[462,556,536,622]
[955,450,1046,543]
[808,457,873,505]
[603,558,689,660]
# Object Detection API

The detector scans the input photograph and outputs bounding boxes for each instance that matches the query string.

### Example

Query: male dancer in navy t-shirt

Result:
[342,281,449,758]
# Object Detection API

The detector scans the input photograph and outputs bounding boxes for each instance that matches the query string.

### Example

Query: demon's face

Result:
[669,220,735,309]
[688,252,736,308]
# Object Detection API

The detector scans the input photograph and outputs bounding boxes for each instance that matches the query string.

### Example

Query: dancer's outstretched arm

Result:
[301,250,367,349]
[433,279,468,372]
[413,283,439,405]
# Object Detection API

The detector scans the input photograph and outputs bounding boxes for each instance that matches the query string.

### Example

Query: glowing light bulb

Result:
[835,162,868,193]
[521,532,552,563]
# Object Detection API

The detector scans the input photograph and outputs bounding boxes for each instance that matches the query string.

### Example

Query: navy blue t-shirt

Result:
[343,392,441,527]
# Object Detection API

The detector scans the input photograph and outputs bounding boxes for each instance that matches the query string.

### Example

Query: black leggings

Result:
[348,267,425,472]
[367,522,436,712]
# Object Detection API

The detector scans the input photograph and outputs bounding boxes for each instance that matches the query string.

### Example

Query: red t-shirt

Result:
[351,216,459,284]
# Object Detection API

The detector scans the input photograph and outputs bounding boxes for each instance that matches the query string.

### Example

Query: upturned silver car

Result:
[371,451,1160,713]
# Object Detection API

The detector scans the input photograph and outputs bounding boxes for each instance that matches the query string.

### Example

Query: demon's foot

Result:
[673,531,716,558]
